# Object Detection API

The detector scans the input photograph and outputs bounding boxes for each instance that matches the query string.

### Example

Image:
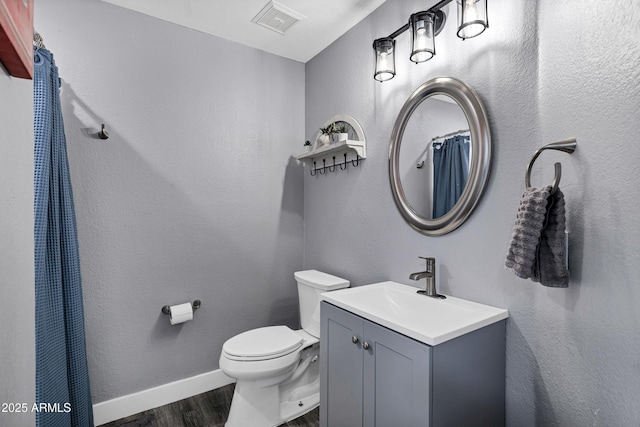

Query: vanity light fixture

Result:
[457,0,488,39]
[373,37,396,82]
[409,12,436,63]
[373,0,489,81]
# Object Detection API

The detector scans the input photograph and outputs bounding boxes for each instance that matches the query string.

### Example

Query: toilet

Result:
[219,270,349,427]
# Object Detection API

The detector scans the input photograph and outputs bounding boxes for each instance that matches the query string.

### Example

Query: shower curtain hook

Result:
[98,124,109,139]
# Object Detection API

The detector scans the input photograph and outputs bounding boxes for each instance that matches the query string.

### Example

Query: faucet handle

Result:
[418,256,435,272]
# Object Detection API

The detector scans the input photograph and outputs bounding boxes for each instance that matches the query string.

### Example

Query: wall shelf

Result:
[298,115,366,175]
[297,139,366,169]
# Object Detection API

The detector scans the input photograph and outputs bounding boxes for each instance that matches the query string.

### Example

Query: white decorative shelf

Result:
[298,115,367,175]
[297,139,366,169]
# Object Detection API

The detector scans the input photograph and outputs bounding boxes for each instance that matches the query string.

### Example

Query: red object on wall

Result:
[0,0,34,79]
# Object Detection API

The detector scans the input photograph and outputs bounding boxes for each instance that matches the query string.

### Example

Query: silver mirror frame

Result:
[389,77,491,236]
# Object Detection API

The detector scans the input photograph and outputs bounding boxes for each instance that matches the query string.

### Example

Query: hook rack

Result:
[297,131,367,177]
[309,153,361,176]
[525,138,577,194]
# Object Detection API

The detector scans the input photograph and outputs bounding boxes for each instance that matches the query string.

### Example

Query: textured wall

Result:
[35,0,305,403]
[0,69,35,425]
[305,0,640,425]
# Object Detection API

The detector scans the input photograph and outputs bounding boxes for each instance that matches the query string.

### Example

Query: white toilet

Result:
[219,270,349,427]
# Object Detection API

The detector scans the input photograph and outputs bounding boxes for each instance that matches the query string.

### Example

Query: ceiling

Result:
[101,0,388,63]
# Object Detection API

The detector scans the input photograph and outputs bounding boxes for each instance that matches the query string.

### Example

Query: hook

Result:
[310,161,317,176]
[339,153,348,170]
[351,155,360,167]
[328,156,336,173]
[318,159,326,175]
[416,160,425,169]
[525,138,577,194]
[98,124,109,139]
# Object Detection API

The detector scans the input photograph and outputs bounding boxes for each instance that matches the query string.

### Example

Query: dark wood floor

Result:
[100,383,319,427]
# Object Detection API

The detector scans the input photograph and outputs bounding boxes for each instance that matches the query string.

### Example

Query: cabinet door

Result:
[362,320,431,427]
[321,302,364,427]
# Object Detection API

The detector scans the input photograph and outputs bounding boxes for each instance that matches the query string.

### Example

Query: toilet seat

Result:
[222,326,304,361]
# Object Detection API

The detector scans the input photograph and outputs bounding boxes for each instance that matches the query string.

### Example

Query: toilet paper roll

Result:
[169,302,193,325]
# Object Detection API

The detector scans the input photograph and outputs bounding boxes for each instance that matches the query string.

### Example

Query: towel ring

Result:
[525,138,577,194]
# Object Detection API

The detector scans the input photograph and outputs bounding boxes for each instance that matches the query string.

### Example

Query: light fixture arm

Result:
[387,23,410,40]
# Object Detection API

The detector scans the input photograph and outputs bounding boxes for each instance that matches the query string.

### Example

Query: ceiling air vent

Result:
[251,0,305,35]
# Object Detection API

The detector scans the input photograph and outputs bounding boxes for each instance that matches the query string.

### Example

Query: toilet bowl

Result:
[219,270,349,427]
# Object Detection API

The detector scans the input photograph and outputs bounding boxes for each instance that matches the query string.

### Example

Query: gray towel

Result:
[505,185,569,287]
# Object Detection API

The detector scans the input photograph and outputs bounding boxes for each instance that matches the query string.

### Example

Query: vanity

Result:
[320,281,508,427]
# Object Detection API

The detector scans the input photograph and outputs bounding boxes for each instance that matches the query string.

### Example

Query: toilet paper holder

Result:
[162,300,201,315]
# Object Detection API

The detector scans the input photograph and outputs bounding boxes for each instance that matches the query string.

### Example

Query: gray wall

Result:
[0,69,35,424]
[35,0,305,403]
[305,0,640,425]
[29,0,640,424]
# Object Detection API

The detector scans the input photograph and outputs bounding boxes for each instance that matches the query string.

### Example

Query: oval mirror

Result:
[389,77,491,236]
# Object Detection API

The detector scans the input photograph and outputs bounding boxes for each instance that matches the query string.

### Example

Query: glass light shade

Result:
[373,38,396,82]
[457,0,488,39]
[410,12,435,63]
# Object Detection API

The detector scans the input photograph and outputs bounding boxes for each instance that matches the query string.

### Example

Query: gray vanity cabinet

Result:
[320,301,506,427]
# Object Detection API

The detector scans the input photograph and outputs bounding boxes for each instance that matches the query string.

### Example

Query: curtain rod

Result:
[430,129,470,142]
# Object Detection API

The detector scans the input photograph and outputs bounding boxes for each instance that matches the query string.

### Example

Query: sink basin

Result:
[322,281,508,346]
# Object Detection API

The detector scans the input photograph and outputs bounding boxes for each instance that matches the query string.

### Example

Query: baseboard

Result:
[92,369,235,426]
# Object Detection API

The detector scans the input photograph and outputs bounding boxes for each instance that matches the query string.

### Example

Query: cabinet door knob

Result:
[352,336,359,344]
[363,341,370,350]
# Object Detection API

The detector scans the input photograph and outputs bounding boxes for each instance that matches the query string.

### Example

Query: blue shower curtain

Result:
[34,47,94,427]
[432,135,470,218]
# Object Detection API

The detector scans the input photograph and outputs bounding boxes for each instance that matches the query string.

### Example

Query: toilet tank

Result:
[294,270,349,338]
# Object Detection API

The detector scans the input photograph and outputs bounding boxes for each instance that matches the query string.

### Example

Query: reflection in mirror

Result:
[399,95,470,219]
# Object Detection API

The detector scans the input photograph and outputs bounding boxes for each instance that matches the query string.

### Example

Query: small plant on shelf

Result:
[320,124,334,134]
[329,122,349,144]
[317,125,332,147]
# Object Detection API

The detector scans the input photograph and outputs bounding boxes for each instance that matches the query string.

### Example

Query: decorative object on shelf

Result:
[304,140,312,152]
[372,0,489,82]
[298,115,366,176]
[317,125,332,147]
[329,122,349,144]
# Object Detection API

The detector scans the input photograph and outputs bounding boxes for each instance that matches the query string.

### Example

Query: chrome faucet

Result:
[410,257,446,299]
